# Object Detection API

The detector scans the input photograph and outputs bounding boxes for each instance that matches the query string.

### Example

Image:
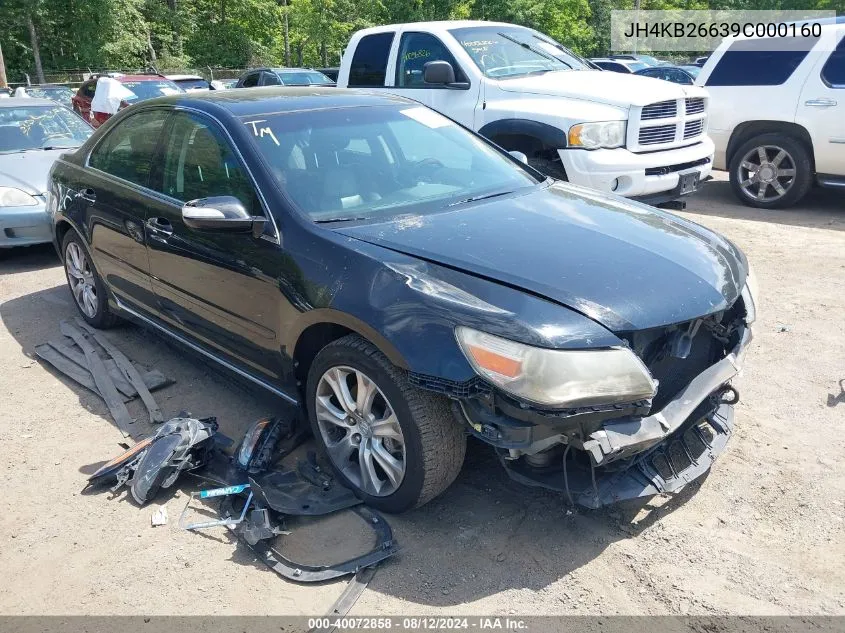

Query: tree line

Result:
[1,0,842,84]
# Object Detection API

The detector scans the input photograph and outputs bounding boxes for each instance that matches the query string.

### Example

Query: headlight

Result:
[741,263,759,324]
[455,327,656,408]
[568,121,626,149]
[0,187,38,207]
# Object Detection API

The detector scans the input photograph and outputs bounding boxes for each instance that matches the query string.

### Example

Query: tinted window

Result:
[706,39,815,86]
[173,78,211,91]
[120,80,183,101]
[821,36,845,88]
[81,81,96,98]
[241,72,260,88]
[89,109,168,186]
[396,32,465,87]
[278,71,334,85]
[161,112,258,214]
[349,32,394,86]
[261,72,281,86]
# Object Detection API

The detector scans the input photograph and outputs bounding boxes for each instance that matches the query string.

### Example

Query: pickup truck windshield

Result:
[242,105,538,223]
[450,26,587,78]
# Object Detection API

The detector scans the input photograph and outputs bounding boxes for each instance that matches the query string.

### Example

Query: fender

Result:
[478,118,568,149]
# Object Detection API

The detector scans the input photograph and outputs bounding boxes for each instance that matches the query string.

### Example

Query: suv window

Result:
[160,112,258,214]
[241,72,260,88]
[261,71,281,86]
[81,81,96,98]
[349,32,394,86]
[89,109,169,187]
[396,32,466,87]
[706,39,815,86]
[821,36,845,88]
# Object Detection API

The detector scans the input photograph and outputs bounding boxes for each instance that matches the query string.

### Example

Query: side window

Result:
[262,72,282,86]
[706,39,814,86]
[241,72,260,88]
[89,109,169,187]
[821,36,845,88]
[349,32,394,87]
[81,81,96,98]
[160,112,258,215]
[396,32,466,87]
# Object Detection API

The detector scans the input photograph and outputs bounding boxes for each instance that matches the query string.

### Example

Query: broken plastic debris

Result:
[151,506,169,527]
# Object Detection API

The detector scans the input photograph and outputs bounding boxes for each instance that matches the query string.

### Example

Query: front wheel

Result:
[728,133,813,209]
[306,334,466,513]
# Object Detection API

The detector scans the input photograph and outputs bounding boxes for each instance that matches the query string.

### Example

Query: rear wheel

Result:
[306,334,466,513]
[729,133,813,209]
[62,231,118,329]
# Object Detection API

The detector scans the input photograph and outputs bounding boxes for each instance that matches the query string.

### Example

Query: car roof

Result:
[117,74,170,82]
[129,86,416,118]
[355,20,523,36]
[0,97,62,108]
[167,74,206,81]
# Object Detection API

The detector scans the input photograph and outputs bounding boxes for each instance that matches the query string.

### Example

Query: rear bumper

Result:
[0,202,52,248]
[559,138,714,199]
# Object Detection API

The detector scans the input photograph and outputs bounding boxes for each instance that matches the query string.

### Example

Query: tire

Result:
[729,133,813,209]
[527,156,568,181]
[62,230,119,329]
[305,334,466,513]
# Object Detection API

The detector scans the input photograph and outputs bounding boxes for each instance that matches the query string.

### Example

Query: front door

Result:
[84,108,170,315]
[797,32,845,176]
[144,110,284,381]
[391,31,482,128]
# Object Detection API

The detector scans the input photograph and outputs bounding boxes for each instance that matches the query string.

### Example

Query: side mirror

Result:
[423,61,469,89]
[508,150,528,165]
[182,196,266,237]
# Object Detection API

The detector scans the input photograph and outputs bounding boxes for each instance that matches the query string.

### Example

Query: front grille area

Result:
[684,119,703,139]
[642,100,677,120]
[685,97,705,115]
[639,124,676,145]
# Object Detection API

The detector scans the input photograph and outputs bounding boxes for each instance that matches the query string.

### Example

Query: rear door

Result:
[391,31,481,128]
[797,32,845,176]
[143,109,283,380]
[83,108,171,315]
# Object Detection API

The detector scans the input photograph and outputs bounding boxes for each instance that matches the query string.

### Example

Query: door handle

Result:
[76,187,96,203]
[805,98,837,107]
[145,217,173,237]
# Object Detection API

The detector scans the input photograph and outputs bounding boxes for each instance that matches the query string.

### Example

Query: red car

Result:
[71,74,183,127]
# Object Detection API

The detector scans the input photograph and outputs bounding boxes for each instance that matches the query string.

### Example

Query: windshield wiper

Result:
[313,216,370,224]
[497,32,562,66]
[449,190,513,207]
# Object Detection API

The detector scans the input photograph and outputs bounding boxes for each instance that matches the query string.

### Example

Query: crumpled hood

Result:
[497,70,699,108]
[0,148,71,195]
[338,183,747,332]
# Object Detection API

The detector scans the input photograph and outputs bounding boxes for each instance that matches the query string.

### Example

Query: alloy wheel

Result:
[65,241,98,318]
[737,144,797,203]
[314,365,406,497]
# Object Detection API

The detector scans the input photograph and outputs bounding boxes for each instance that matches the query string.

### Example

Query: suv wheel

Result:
[306,334,466,513]
[62,231,118,328]
[729,133,813,209]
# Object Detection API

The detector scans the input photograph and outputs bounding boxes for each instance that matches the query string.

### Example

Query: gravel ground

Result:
[0,172,843,616]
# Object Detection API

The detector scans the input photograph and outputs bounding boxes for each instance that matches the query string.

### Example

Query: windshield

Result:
[680,66,701,78]
[627,62,649,72]
[0,105,92,152]
[450,26,588,78]
[25,86,75,102]
[279,71,334,85]
[243,105,539,223]
[173,78,210,91]
[121,80,183,102]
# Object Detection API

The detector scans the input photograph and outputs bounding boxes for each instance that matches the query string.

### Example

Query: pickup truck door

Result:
[796,33,845,177]
[389,31,482,128]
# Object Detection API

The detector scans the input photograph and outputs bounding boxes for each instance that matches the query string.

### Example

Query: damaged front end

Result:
[443,290,754,509]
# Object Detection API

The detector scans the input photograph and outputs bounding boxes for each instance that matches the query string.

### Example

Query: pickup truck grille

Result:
[642,100,677,120]
[629,96,708,152]
[640,124,676,145]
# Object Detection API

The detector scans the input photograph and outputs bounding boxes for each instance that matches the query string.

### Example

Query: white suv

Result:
[698,21,845,208]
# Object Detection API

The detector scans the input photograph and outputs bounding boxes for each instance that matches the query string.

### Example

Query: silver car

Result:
[1,98,92,248]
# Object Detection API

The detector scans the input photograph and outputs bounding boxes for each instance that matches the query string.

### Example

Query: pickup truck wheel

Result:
[729,133,812,209]
[62,231,118,329]
[306,334,466,513]
[528,156,567,181]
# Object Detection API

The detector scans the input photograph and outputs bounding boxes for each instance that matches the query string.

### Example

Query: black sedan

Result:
[48,88,756,512]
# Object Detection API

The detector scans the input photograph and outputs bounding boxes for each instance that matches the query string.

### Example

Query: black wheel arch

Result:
[726,121,815,172]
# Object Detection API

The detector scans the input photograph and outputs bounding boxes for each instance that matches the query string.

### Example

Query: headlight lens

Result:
[456,327,656,408]
[0,187,38,207]
[568,121,626,149]
[742,262,759,324]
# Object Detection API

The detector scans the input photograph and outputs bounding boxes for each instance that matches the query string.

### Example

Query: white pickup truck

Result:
[337,20,715,204]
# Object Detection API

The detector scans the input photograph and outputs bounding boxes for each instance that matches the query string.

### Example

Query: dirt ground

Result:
[1,171,843,617]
